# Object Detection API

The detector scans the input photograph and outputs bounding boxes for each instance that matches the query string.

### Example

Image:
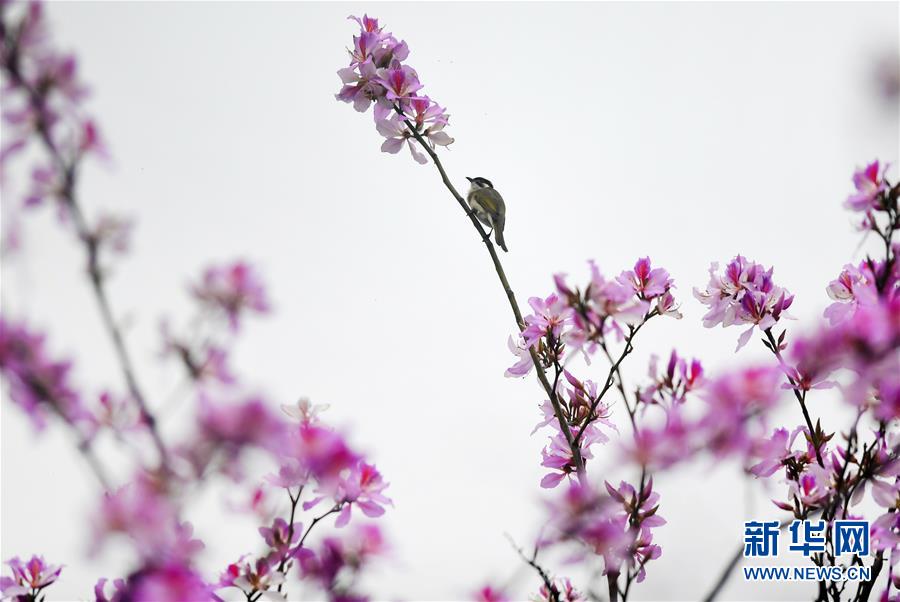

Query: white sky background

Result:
[1,2,899,600]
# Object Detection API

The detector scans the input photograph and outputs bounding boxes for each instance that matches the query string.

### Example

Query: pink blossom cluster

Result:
[694,255,795,351]
[0,1,105,209]
[0,317,92,431]
[336,14,453,164]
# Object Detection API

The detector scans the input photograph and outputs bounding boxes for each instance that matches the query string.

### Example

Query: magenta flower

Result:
[332,462,392,526]
[337,15,453,165]
[225,556,285,599]
[582,262,651,327]
[191,261,270,331]
[376,65,423,101]
[824,261,886,325]
[375,114,427,164]
[3,556,62,598]
[259,518,301,556]
[503,334,534,378]
[789,465,832,508]
[336,59,390,118]
[521,293,574,349]
[617,257,673,300]
[402,96,454,148]
[693,256,794,351]
[845,160,888,212]
[747,426,805,478]
[540,424,607,488]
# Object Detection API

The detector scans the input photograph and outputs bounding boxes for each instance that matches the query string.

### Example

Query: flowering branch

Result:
[387,103,586,475]
[0,11,171,474]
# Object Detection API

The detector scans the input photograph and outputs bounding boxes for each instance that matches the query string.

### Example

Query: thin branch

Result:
[504,534,559,602]
[394,105,585,476]
[2,37,171,474]
[762,328,824,467]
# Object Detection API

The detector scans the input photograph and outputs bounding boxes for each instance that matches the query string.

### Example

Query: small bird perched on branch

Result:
[466,176,508,252]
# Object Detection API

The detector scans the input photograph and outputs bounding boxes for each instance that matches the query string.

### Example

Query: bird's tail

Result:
[494,218,508,252]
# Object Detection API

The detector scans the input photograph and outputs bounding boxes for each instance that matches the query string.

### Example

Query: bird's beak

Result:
[466,176,473,182]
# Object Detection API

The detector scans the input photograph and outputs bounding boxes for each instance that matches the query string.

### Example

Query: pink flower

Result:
[845,160,888,212]
[788,465,832,508]
[747,426,805,478]
[191,261,270,331]
[376,65,423,101]
[824,261,892,325]
[540,423,607,489]
[259,518,301,556]
[504,335,534,378]
[694,256,794,351]
[402,96,454,148]
[330,462,392,527]
[521,293,573,349]
[617,257,674,300]
[3,556,62,594]
[582,262,651,327]
[375,114,427,164]
[225,556,285,599]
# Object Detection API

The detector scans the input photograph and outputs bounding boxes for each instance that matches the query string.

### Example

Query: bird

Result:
[466,176,508,252]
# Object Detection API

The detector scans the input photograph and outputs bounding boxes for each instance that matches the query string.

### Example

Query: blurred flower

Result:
[332,462,392,527]
[192,261,270,331]
[260,518,301,557]
[0,317,92,431]
[532,578,585,602]
[474,586,509,602]
[109,562,214,602]
[845,160,888,213]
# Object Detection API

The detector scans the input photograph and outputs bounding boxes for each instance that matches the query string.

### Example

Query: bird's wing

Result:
[475,188,505,215]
